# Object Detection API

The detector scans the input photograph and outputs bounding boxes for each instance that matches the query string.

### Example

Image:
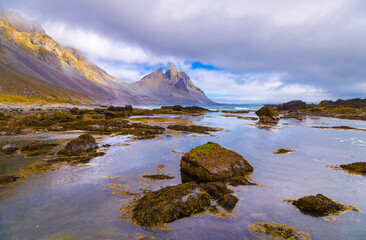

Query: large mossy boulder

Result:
[292,194,352,217]
[1,141,18,154]
[58,134,97,156]
[180,142,253,182]
[255,106,280,122]
[132,182,211,227]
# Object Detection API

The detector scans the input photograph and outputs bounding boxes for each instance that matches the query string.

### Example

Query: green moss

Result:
[168,124,219,134]
[247,222,311,240]
[191,142,218,155]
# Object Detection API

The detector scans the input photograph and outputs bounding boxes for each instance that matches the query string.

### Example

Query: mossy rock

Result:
[248,222,311,240]
[180,142,253,182]
[167,124,218,134]
[1,141,18,154]
[339,162,366,176]
[255,106,280,122]
[273,148,295,154]
[292,194,351,217]
[0,174,21,186]
[58,134,97,156]
[199,182,239,211]
[139,174,175,181]
[20,141,57,157]
[132,182,211,228]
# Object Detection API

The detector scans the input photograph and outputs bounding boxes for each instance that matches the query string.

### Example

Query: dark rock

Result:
[132,182,211,227]
[217,193,239,211]
[255,106,280,122]
[277,100,307,110]
[0,174,21,186]
[173,105,183,111]
[180,142,253,182]
[125,104,133,112]
[58,134,97,156]
[292,194,351,217]
[1,141,18,154]
[339,162,366,176]
[273,148,295,154]
[319,98,366,108]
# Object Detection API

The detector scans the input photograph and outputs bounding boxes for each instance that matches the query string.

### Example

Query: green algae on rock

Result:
[290,194,357,217]
[167,124,219,134]
[0,174,21,186]
[20,141,57,157]
[180,142,253,182]
[255,106,280,123]
[339,162,366,176]
[58,134,97,156]
[139,174,175,182]
[247,222,311,240]
[132,182,211,228]
[273,148,296,155]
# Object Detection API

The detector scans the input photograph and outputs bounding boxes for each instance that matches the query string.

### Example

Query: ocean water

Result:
[0,111,366,239]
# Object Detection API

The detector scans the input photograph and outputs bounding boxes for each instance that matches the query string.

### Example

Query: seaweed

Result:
[247,222,311,240]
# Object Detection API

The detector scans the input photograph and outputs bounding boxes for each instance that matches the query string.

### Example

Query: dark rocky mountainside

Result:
[0,10,214,105]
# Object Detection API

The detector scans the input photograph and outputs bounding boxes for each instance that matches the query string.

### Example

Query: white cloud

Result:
[184,68,332,103]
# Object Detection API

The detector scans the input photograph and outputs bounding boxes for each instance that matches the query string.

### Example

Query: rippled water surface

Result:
[1,112,366,240]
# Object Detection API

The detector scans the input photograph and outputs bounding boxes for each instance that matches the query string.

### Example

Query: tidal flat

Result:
[0,106,366,239]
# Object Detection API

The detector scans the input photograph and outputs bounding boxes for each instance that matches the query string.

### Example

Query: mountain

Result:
[133,64,215,105]
[0,10,214,105]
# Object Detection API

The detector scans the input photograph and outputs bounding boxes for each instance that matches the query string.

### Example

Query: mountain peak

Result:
[165,64,177,79]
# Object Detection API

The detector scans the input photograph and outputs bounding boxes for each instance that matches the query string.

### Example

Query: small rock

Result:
[1,141,18,154]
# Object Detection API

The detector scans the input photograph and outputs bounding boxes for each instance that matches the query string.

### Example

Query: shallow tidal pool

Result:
[0,112,366,240]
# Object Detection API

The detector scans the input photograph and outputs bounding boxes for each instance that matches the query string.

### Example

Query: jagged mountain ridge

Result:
[0,10,214,105]
[134,64,214,105]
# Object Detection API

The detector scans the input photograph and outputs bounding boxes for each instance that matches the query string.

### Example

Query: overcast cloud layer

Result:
[1,0,366,103]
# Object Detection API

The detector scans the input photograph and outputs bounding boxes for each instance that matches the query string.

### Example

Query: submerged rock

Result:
[1,141,18,154]
[132,182,211,227]
[58,134,97,156]
[20,141,57,156]
[339,162,366,176]
[255,106,280,123]
[167,124,218,134]
[292,194,356,217]
[0,174,21,186]
[248,222,311,240]
[199,182,239,211]
[180,142,253,182]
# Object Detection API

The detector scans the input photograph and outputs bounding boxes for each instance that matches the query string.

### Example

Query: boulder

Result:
[292,194,350,217]
[255,106,280,122]
[180,142,253,182]
[132,182,211,227]
[58,134,97,155]
[1,141,18,154]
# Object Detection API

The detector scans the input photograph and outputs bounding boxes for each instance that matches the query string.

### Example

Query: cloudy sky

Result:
[1,0,366,103]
